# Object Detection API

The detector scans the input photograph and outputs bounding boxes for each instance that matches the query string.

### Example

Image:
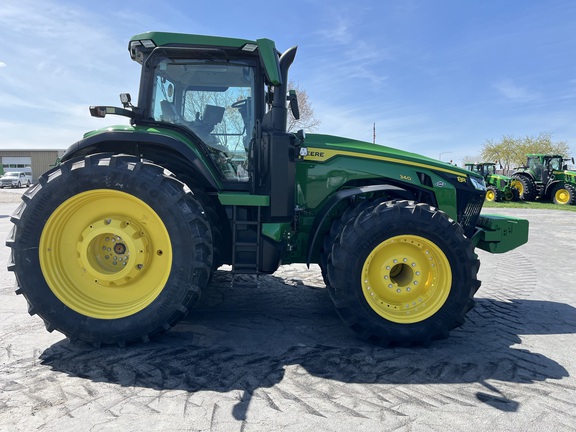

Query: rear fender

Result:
[61,130,221,190]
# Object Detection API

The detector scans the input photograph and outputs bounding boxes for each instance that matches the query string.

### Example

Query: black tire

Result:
[485,186,501,202]
[510,187,520,201]
[511,174,537,201]
[551,183,576,205]
[320,197,386,287]
[178,176,225,275]
[327,200,480,346]
[6,153,212,346]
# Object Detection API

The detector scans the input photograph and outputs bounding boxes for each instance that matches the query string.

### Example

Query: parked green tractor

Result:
[464,162,519,202]
[511,154,576,205]
[6,32,529,347]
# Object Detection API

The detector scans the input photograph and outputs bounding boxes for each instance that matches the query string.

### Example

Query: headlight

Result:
[469,176,486,191]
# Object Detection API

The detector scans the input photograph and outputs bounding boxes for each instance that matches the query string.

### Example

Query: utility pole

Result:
[373,123,376,144]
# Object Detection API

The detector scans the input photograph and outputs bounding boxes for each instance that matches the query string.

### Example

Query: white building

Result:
[1,150,65,182]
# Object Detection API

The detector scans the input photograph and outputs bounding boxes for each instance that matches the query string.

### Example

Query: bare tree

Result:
[286,80,321,132]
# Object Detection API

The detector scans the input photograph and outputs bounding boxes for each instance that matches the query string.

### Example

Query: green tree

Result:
[481,132,570,172]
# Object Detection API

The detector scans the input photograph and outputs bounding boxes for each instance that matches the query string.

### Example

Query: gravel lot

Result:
[1,187,575,431]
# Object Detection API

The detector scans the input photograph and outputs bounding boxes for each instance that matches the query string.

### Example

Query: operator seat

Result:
[160,100,179,123]
[191,105,227,152]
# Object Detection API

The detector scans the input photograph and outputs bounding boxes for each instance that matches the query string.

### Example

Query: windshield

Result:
[549,157,562,171]
[3,173,18,178]
[150,57,255,182]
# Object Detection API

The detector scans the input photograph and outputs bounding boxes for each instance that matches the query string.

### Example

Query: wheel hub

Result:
[361,235,452,323]
[78,217,148,287]
[555,188,569,204]
[39,189,172,319]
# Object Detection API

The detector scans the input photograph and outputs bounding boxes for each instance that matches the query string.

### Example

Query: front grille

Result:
[457,191,484,237]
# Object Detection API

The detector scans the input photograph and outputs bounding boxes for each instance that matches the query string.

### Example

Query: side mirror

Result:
[288,89,300,120]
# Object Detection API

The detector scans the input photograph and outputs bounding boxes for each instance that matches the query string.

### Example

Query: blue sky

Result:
[1,0,575,164]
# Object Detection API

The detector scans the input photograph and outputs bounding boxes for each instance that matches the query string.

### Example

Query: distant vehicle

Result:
[0,171,32,188]
[464,162,519,202]
[511,154,576,205]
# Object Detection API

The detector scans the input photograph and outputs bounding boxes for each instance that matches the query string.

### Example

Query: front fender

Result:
[305,184,411,266]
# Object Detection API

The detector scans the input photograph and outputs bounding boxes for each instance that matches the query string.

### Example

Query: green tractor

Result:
[6,32,529,347]
[511,154,576,205]
[464,162,519,202]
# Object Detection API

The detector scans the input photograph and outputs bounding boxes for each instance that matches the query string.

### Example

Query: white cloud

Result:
[0,62,6,68]
[493,79,539,102]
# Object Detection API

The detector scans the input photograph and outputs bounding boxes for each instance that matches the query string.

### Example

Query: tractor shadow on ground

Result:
[39,270,574,419]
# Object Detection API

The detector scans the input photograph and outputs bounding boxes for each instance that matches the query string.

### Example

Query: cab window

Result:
[150,58,255,182]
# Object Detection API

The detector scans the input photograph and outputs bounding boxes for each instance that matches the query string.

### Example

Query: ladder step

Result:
[234,221,259,226]
[235,242,258,247]
[231,205,262,274]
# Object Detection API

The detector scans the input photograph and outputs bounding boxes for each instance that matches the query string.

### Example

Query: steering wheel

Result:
[231,99,248,109]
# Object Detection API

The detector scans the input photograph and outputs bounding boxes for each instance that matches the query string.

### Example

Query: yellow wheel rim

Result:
[555,188,570,205]
[510,180,523,195]
[485,190,495,201]
[361,235,452,323]
[40,190,172,319]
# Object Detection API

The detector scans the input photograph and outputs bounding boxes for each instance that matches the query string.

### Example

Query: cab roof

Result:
[129,31,282,85]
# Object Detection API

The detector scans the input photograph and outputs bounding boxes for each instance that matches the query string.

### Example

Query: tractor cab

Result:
[148,57,256,181]
[464,162,496,178]
[89,33,300,191]
[483,163,496,176]
[525,154,564,185]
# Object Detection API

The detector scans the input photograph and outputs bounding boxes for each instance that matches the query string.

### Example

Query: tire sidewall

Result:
[552,183,575,205]
[14,155,211,342]
[330,202,477,342]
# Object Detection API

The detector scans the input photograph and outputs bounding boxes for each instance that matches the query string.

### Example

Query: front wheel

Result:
[327,200,480,346]
[7,154,212,345]
[485,186,501,202]
[552,183,576,205]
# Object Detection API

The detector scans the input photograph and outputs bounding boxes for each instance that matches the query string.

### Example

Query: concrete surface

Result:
[1,187,575,431]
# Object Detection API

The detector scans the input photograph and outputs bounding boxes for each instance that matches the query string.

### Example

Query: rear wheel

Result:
[511,175,537,201]
[327,200,480,346]
[552,183,576,205]
[485,186,501,202]
[7,153,212,345]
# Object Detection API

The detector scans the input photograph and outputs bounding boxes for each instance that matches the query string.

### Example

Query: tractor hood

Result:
[301,134,476,178]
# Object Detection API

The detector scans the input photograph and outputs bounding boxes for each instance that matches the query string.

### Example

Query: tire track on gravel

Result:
[2,215,574,430]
